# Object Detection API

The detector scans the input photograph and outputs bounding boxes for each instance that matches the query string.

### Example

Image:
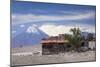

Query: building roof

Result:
[41,34,69,44]
[41,40,68,44]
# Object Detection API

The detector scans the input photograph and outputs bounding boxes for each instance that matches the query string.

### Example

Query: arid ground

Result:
[11,45,96,66]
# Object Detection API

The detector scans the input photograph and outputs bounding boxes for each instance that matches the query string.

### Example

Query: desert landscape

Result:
[11,1,96,66]
[11,44,96,66]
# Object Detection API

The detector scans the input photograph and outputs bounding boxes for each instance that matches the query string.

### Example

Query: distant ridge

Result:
[12,24,49,48]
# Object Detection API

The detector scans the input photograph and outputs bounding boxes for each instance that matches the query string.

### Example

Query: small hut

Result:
[41,34,69,55]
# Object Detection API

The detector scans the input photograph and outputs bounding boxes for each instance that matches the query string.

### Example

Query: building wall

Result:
[42,43,68,55]
[88,41,96,50]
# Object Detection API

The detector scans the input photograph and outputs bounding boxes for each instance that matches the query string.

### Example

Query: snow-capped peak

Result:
[26,24,39,34]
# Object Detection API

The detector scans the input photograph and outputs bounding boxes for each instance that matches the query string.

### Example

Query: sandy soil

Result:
[11,45,96,66]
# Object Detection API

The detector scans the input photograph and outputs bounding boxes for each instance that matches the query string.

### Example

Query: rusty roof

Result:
[41,40,68,44]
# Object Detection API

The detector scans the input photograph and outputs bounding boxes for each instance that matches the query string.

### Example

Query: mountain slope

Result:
[12,24,48,48]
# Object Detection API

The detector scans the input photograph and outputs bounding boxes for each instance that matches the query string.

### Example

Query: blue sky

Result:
[11,1,96,36]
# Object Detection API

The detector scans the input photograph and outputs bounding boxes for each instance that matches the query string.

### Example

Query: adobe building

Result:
[41,34,70,55]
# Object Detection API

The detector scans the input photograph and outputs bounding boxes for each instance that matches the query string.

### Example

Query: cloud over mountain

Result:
[39,24,95,36]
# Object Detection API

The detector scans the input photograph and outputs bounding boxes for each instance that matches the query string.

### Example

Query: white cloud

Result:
[20,24,25,28]
[12,30,16,34]
[39,24,95,36]
[12,11,95,25]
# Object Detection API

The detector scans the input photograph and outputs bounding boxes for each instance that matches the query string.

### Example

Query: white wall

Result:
[0,0,99,67]
[89,41,96,49]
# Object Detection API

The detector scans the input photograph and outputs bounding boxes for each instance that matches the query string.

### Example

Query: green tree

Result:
[70,28,81,36]
[65,28,83,51]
